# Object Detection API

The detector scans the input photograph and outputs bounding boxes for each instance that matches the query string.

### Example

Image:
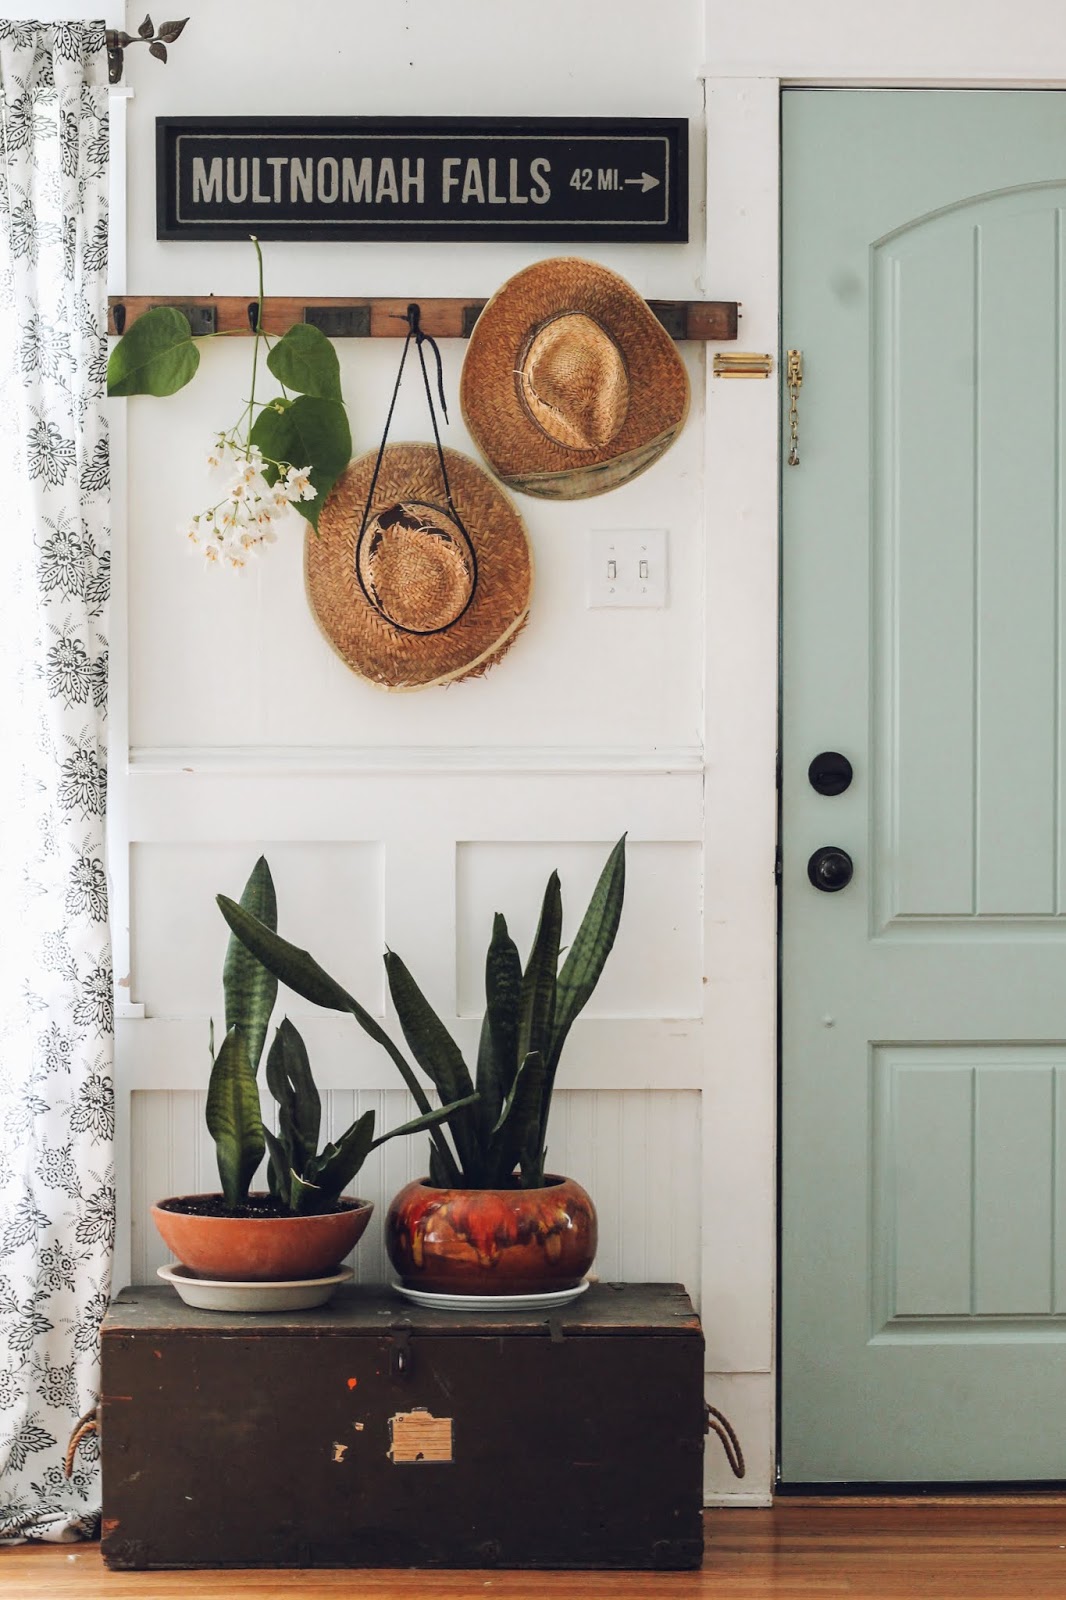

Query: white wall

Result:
[111,0,770,1506]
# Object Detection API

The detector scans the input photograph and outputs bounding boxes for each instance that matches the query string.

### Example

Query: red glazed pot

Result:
[152,1194,373,1282]
[385,1175,596,1295]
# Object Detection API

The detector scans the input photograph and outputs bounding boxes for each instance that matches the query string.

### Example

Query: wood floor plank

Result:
[5,1504,1066,1598]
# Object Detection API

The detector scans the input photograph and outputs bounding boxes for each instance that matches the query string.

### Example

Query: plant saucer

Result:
[157,1262,352,1313]
[391,1279,590,1312]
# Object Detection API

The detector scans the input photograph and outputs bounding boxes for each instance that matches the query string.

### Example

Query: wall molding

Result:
[129,745,707,777]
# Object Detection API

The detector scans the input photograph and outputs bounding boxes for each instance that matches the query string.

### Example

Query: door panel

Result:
[782,89,1066,1483]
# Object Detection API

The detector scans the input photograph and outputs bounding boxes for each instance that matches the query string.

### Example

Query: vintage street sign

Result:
[156,117,687,243]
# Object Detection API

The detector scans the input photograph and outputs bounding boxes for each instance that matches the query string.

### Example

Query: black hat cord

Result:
[356,303,479,636]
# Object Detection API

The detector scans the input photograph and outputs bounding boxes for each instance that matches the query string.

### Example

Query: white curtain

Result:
[0,21,112,1540]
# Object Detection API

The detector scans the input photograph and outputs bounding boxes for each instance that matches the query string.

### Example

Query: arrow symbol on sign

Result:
[624,172,660,193]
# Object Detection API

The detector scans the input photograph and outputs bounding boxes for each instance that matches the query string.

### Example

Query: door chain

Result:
[786,349,803,466]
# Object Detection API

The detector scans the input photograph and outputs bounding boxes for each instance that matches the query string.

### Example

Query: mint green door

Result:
[782,89,1066,1483]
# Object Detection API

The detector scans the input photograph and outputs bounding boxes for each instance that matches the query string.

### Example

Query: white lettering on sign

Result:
[461,159,485,205]
[441,156,461,203]
[402,158,425,204]
[343,157,373,203]
[266,156,286,201]
[530,157,551,203]
[226,156,248,204]
[291,157,313,204]
[376,159,399,204]
[192,156,223,203]
[318,156,339,204]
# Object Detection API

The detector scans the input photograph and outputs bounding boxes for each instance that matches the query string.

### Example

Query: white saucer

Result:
[391,1279,590,1312]
[157,1262,353,1312]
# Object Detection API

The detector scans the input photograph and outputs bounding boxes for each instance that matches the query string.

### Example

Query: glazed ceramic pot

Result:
[385,1175,596,1295]
[151,1194,373,1282]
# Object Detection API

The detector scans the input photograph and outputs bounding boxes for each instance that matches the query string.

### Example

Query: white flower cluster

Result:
[182,437,317,569]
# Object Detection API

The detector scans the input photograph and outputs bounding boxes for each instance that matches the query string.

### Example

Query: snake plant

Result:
[217,836,626,1190]
[208,857,474,1212]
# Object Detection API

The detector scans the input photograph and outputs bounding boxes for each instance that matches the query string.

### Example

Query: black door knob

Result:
[807,846,854,892]
[808,751,853,796]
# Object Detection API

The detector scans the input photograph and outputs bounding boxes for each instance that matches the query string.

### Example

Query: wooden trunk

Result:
[100,1282,705,1571]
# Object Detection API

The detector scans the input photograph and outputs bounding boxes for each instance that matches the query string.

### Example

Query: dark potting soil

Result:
[157,1195,357,1220]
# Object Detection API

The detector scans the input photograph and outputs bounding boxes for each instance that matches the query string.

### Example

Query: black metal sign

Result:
[156,117,687,243]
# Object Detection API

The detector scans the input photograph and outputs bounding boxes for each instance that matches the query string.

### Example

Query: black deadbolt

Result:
[808,751,853,796]
[807,846,854,892]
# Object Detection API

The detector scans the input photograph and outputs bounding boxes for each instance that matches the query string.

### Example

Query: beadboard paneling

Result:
[130,1087,703,1298]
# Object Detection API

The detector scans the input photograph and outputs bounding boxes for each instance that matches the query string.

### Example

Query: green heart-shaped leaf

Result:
[107,306,199,397]
[250,394,351,530]
[266,323,342,400]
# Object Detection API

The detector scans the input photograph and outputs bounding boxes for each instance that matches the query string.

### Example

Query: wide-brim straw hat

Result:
[460,257,690,500]
[306,444,533,691]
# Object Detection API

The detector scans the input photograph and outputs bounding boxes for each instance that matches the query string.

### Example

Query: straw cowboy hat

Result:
[306,443,533,691]
[460,257,690,500]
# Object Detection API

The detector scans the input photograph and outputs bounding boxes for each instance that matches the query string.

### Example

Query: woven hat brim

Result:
[306,446,533,692]
[460,257,689,499]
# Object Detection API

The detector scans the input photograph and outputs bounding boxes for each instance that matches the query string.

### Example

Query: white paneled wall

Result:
[131,1088,702,1291]
[110,0,773,1505]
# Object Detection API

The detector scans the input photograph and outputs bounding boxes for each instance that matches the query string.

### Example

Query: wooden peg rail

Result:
[106,295,739,342]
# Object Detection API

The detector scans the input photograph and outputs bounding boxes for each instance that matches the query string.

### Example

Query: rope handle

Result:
[355,302,479,636]
[705,1403,745,1479]
[64,1407,99,1478]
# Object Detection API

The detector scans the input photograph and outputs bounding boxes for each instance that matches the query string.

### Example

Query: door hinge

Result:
[774,845,782,884]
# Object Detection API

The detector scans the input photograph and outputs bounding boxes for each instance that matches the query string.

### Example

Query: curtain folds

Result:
[0,21,112,1541]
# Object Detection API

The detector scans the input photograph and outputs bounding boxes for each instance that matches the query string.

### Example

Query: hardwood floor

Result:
[5,1501,1066,1598]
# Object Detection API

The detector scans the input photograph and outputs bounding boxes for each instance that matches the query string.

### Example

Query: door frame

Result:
[699,67,1066,1503]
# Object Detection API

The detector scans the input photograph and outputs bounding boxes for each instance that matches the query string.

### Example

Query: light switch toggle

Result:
[587,529,668,608]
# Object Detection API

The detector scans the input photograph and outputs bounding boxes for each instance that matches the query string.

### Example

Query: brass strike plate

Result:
[713,351,774,379]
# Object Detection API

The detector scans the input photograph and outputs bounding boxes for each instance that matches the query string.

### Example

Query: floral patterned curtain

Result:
[0,21,112,1541]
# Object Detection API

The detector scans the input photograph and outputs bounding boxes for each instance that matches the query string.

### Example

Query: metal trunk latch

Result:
[389,1323,414,1379]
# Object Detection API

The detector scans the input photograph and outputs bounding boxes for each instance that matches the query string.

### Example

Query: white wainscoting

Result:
[131,1087,703,1294]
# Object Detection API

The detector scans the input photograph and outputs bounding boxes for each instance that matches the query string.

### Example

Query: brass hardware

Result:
[786,348,803,466]
[713,352,774,379]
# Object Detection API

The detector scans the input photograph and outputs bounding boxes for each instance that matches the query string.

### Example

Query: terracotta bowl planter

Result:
[385,1175,596,1295]
[152,1194,373,1282]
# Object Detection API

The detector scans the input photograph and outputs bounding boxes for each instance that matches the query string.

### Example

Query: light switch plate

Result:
[586,528,668,608]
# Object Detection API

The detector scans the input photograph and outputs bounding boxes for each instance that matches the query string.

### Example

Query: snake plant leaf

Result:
[266,323,342,401]
[249,393,350,530]
[383,952,482,1184]
[288,1169,327,1215]
[216,895,462,1185]
[369,1092,481,1150]
[488,1050,546,1187]
[223,856,278,1076]
[517,871,562,1068]
[428,1144,451,1187]
[262,1125,291,1207]
[303,1109,377,1205]
[264,1018,320,1177]
[107,305,199,397]
[205,1026,265,1209]
[219,895,361,1011]
[540,835,626,1151]
[476,913,522,1147]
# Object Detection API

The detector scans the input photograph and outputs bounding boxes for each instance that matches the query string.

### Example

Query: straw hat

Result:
[460,257,690,500]
[306,444,533,691]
